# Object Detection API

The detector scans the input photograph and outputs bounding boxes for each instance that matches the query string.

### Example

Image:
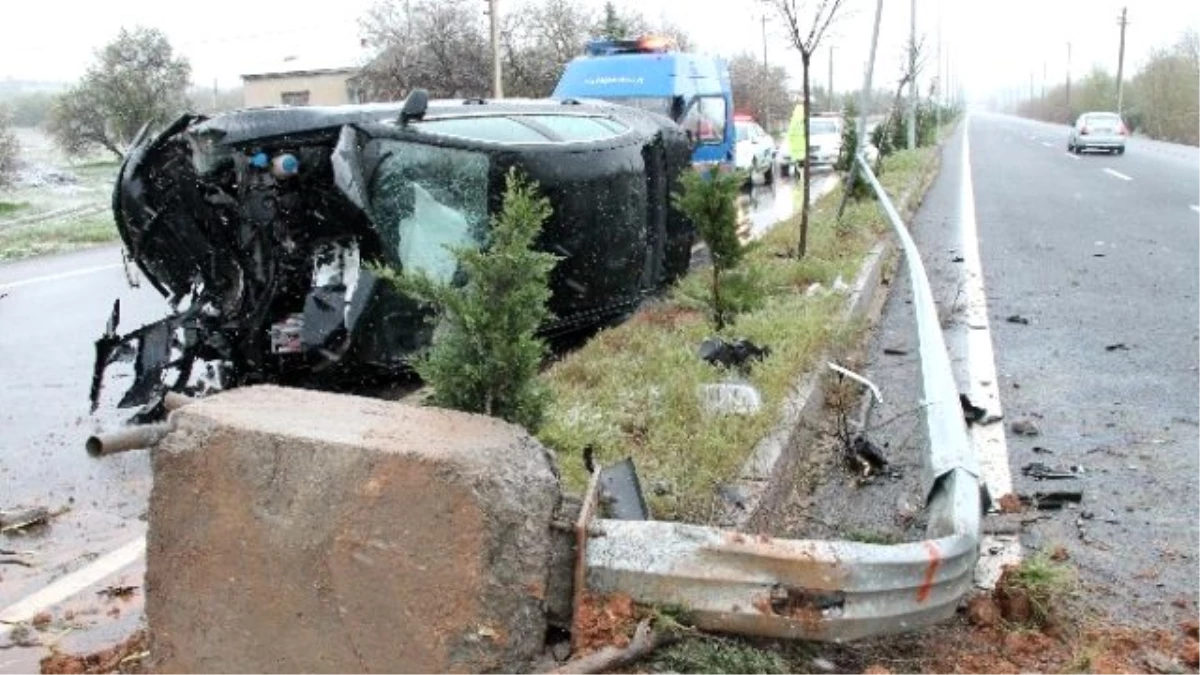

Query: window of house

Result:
[281,90,311,106]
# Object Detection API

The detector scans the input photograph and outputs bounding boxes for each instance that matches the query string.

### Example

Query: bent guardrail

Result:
[581,151,982,642]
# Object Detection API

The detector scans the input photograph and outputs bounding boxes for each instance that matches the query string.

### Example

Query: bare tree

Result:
[728,52,793,128]
[761,0,848,258]
[46,27,191,160]
[502,0,597,97]
[359,0,491,100]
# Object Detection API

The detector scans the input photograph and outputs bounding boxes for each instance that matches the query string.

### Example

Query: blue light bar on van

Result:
[585,35,675,56]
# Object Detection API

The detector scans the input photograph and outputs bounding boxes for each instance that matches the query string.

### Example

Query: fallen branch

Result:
[550,619,668,674]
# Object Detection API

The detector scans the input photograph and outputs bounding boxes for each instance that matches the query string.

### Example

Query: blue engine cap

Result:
[275,153,299,175]
[249,151,269,168]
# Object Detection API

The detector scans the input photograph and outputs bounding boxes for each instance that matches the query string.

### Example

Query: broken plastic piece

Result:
[1018,490,1083,510]
[1020,462,1082,480]
[697,337,771,372]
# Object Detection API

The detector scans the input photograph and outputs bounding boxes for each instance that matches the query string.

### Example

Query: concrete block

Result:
[145,385,561,673]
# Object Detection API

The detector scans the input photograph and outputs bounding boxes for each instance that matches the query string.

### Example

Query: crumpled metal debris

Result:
[1021,462,1083,480]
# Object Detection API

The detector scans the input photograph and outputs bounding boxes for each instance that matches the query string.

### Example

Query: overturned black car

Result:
[92,92,697,418]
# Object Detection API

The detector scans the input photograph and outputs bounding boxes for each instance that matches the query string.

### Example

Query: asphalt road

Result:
[0,173,818,668]
[779,112,1198,629]
[965,112,1198,625]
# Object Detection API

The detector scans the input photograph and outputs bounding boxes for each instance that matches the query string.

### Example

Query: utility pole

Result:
[1066,41,1072,117]
[212,77,218,112]
[906,0,916,150]
[838,0,883,221]
[1041,60,1046,104]
[487,0,503,98]
[936,0,942,129]
[762,14,771,131]
[827,46,834,112]
[1116,6,1128,114]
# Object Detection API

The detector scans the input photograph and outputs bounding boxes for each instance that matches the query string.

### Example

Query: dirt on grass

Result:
[40,630,148,674]
[573,591,640,654]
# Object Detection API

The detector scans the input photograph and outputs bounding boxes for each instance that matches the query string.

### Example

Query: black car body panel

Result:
[93,96,696,417]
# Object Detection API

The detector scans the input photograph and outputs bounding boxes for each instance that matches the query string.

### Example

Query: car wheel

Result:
[1117,147,1125,155]
[764,162,775,185]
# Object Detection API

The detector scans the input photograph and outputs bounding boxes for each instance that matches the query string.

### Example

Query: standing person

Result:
[786,102,807,175]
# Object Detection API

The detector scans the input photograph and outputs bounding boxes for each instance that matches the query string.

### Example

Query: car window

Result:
[416,116,551,144]
[682,96,727,145]
[368,140,490,284]
[810,119,838,134]
[521,115,628,142]
[735,122,749,142]
[592,96,675,118]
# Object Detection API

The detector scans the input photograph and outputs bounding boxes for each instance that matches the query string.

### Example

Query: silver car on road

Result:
[1068,111,1127,155]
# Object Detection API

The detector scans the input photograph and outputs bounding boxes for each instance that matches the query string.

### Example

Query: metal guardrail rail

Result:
[582,150,982,642]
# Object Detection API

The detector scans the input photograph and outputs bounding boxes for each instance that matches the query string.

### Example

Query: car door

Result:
[753,124,773,164]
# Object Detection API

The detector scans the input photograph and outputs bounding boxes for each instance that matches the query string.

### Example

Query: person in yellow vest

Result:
[786,102,807,175]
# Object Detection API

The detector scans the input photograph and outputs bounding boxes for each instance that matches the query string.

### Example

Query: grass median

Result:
[0,213,118,261]
[538,147,937,522]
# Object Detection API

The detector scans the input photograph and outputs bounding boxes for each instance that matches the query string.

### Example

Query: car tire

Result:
[1117,147,1125,155]
[764,162,775,185]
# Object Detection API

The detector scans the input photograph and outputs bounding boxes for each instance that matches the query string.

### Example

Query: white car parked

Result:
[733,116,777,185]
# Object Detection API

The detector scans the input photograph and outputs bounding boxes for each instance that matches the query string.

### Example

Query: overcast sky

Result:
[1,0,1197,102]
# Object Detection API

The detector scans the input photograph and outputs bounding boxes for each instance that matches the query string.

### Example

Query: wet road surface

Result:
[0,171,820,669]
[778,113,1199,628]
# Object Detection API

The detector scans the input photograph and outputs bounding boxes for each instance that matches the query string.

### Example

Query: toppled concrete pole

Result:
[145,385,562,673]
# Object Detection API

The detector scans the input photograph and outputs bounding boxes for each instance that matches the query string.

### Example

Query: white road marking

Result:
[1064,152,1080,161]
[0,536,145,624]
[0,263,122,291]
[1040,142,1052,148]
[1190,205,1199,214]
[1103,168,1133,181]
[960,120,1021,588]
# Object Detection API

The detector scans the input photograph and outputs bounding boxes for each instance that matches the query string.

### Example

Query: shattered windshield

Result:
[368,140,489,284]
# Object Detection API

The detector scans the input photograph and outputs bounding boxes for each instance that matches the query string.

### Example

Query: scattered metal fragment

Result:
[97,585,139,599]
[1019,490,1083,510]
[960,394,987,424]
[1032,445,1053,454]
[1006,314,1030,325]
[960,394,1003,427]
[950,255,965,263]
[883,346,908,356]
[1106,342,1131,351]
[1021,462,1082,480]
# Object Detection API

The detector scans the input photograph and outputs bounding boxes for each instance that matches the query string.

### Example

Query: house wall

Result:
[243,72,360,108]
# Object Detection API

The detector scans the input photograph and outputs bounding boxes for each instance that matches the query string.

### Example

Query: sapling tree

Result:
[376,168,560,430]
[671,167,747,330]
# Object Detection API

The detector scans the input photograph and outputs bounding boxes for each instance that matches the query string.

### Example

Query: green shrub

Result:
[671,166,748,330]
[376,168,559,430]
